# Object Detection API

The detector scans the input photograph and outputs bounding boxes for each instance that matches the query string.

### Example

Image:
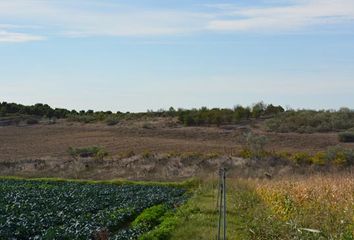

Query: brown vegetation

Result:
[0,119,354,180]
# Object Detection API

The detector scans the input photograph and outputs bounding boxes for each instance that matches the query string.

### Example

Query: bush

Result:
[338,132,354,142]
[106,116,120,126]
[243,132,268,159]
[26,118,39,125]
[291,152,312,165]
[68,146,108,160]
[325,146,354,165]
[310,152,326,165]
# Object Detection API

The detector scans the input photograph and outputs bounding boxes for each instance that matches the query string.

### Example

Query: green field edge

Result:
[0,175,200,239]
[137,186,203,240]
[0,175,200,190]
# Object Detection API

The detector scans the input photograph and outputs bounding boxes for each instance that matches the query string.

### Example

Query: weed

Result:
[68,146,108,160]
[142,150,154,159]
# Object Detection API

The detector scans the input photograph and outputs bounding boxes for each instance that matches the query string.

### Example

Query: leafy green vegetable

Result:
[0,179,187,239]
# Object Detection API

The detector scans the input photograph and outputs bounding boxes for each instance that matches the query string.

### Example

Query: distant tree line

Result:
[176,103,284,126]
[0,102,71,118]
[0,102,121,123]
[265,108,354,133]
[2,101,354,134]
[0,101,284,126]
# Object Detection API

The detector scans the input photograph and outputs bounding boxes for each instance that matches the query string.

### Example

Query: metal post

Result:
[223,169,226,240]
[217,170,222,240]
[217,168,227,240]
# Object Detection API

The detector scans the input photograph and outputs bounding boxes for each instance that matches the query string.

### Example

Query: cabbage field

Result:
[0,179,187,239]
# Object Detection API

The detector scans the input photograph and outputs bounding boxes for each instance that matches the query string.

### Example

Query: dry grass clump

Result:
[254,175,354,238]
[166,175,353,239]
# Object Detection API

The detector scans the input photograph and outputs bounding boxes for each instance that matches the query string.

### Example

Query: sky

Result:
[0,0,354,112]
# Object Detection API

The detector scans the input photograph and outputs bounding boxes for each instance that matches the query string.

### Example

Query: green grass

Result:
[167,177,354,240]
[169,181,239,240]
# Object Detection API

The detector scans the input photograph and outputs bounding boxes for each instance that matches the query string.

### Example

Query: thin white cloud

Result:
[0,0,353,39]
[59,11,210,37]
[0,30,44,42]
[207,0,354,31]
[0,0,211,37]
[0,23,45,42]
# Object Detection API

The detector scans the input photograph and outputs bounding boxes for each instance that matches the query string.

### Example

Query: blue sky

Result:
[0,0,354,112]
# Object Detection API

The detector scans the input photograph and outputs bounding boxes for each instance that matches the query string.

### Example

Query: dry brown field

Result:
[0,119,353,180]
